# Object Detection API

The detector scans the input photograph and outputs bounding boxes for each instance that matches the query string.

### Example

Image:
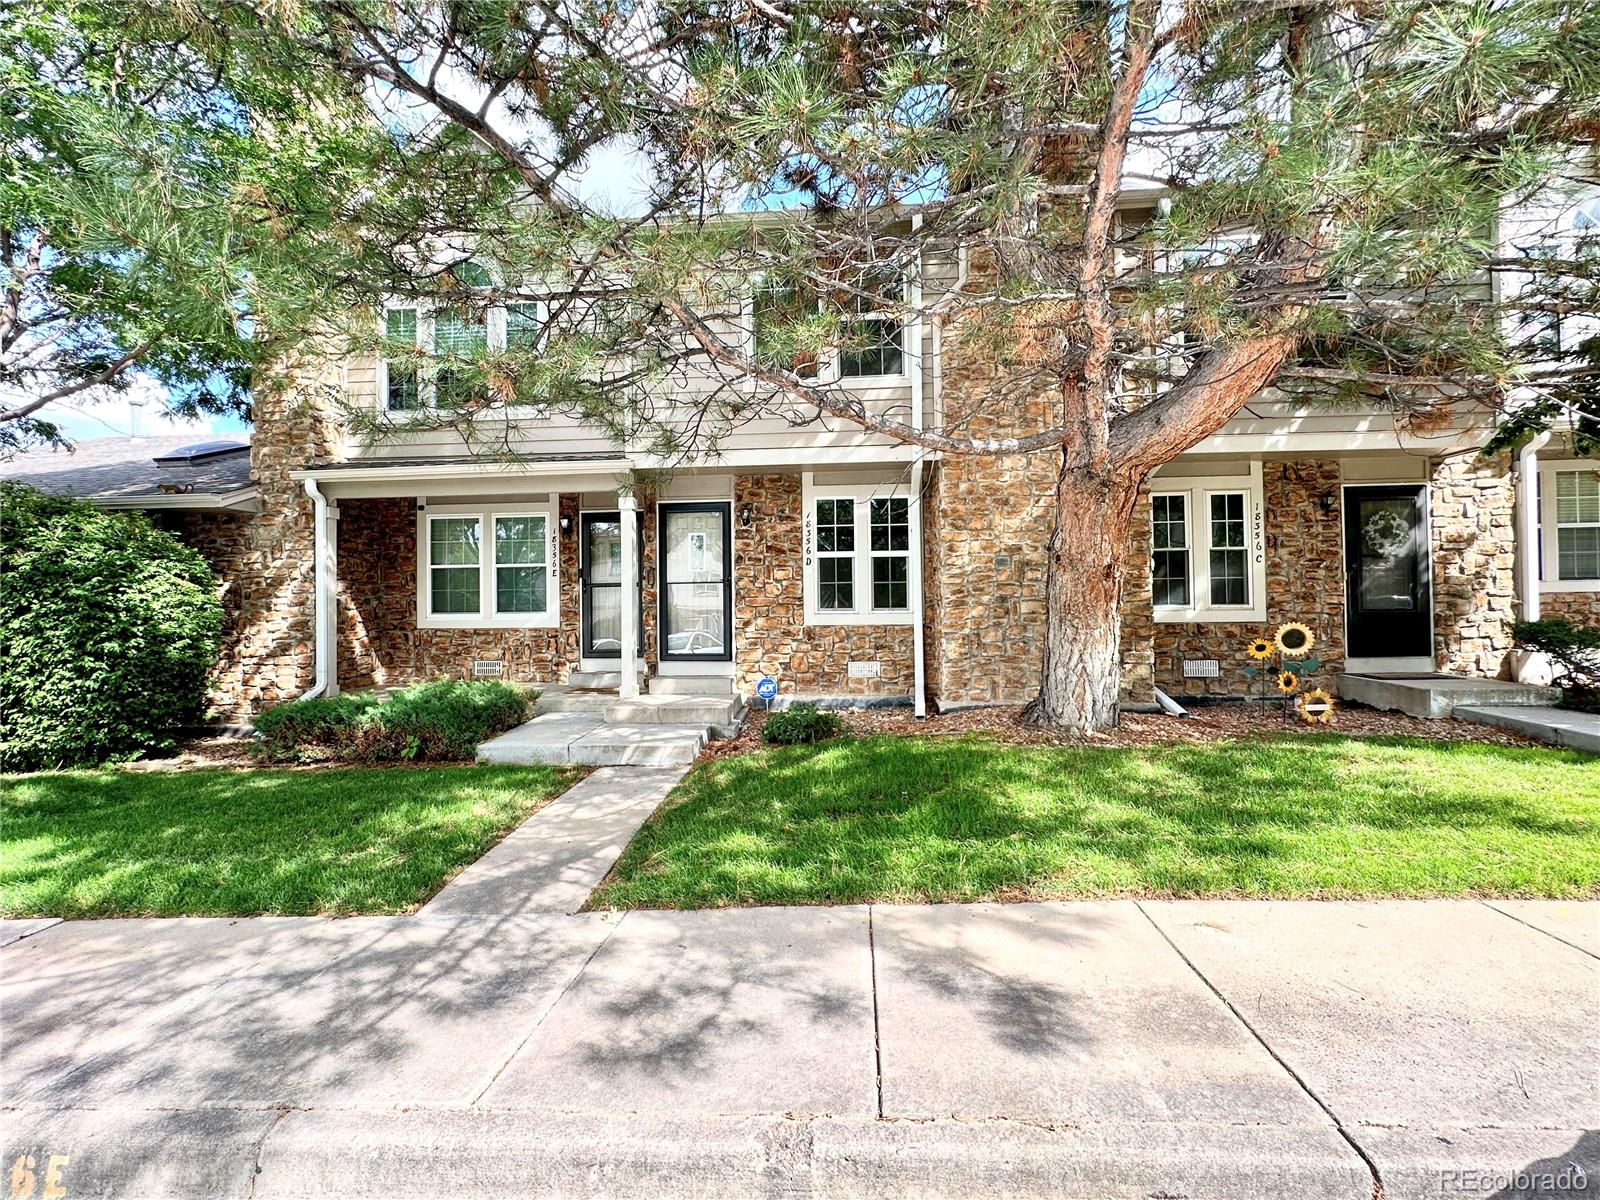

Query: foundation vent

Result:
[1182,659,1221,679]
[472,659,505,678]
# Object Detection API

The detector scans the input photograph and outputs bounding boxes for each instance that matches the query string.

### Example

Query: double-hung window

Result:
[382,308,421,412]
[748,272,906,381]
[869,498,910,609]
[1149,469,1265,621]
[1545,466,1600,584]
[815,498,855,610]
[805,483,915,625]
[839,276,905,380]
[380,260,555,416]
[418,504,559,628]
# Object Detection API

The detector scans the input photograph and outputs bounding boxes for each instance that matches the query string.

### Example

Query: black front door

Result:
[580,512,642,659]
[658,502,733,662]
[1344,485,1432,660]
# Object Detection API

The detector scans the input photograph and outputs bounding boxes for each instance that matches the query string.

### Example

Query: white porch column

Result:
[618,494,640,698]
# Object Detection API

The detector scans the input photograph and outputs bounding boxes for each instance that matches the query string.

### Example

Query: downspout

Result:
[910,214,928,718]
[299,478,332,700]
[1511,431,1553,685]
[1517,431,1552,624]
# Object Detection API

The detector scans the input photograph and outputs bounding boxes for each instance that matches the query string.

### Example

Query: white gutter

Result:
[1517,431,1552,623]
[910,214,928,718]
[300,478,334,700]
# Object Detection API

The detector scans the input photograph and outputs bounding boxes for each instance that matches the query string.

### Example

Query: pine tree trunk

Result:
[1024,457,1142,733]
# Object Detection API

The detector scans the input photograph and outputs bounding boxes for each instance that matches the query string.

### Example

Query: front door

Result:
[1344,485,1432,660]
[658,502,732,662]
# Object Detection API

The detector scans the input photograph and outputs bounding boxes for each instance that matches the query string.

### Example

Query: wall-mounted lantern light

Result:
[740,505,754,529]
[1318,492,1336,517]
[558,514,572,536]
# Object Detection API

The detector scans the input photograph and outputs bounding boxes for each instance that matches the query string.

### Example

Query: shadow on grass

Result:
[592,735,1600,907]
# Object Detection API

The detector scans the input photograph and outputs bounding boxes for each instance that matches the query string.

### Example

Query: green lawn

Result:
[0,764,582,917]
[590,735,1600,907]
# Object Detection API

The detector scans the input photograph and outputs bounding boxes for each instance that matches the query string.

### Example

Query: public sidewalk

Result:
[2,897,1595,1199]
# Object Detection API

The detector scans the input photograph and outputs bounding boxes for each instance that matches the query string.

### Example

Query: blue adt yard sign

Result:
[755,677,778,709]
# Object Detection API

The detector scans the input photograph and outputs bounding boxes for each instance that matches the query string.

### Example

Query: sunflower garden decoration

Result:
[1240,622,1335,725]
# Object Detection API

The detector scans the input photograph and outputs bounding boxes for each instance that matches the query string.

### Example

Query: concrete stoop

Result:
[1454,705,1600,754]
[481,680,746,766]
[1335,673,1560,719]
[478,713,711,766]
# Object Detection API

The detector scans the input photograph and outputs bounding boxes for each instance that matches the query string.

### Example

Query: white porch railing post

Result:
[619,494,640,698]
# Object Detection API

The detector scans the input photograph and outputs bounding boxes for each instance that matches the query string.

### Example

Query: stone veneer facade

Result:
[731,473,914,699]
[1430,451,1519,678]
[288,473,914,703]
[172,361,1542,715]
[1118,460,1347,701]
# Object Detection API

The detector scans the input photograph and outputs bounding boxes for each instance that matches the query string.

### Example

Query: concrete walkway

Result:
[2,899,1595,1199]
[421,765,686,916]
[1456,704,1600,753]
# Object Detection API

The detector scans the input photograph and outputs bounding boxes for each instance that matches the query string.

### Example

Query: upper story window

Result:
[383,308,420,412]
[803,481,916,626]
[749,271,907,383]
[380,260,549,416]
[417,502,559,629]
[839,277,905,380]
[1149,468,1266,622]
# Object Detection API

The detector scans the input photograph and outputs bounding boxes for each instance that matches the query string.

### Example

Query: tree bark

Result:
[1024,456,1143,733]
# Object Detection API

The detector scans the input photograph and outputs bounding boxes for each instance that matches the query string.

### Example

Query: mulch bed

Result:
[702,699,1543,761]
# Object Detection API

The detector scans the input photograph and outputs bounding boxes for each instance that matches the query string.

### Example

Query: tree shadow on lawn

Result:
[600,735,1600,905]
[0,766,572,917]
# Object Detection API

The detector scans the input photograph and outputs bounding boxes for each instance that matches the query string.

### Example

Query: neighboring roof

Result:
[0,434,258,511]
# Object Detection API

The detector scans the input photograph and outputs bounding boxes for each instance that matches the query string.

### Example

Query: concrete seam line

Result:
[1478,900,1600,963]
[0,918,62,949]
[465,911,627,1106]
[1132,900,1386,1200]
[246,1108,292,1200]
[867,906,884,1119]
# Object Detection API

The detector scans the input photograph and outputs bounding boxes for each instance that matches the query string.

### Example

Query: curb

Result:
[3,1107,1372,1199]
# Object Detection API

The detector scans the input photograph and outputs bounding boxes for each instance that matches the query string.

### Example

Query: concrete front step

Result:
[608,695,743,725]
[567,669,644,690]
[478,713,709,766]
[536,689,615,715]
[1335,673,1561,719]
[648,674,738,696]
[1454,705,1600,754]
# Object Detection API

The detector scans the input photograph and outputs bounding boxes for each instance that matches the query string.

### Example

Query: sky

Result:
[30,376,249,444]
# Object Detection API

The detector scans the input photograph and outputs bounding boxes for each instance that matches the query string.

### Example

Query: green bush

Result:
[1512,618,1600,712]
[253,680,532,762]
[0,483,222,770]
[762,702,847,745]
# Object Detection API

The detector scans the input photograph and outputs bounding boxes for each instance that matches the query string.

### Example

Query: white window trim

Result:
[415,501,560,629]
[745,274,910,387]
[1151,464,1267,623]
[1539,459,1600,593]
[801,477,916,626]
[379,287,551,418]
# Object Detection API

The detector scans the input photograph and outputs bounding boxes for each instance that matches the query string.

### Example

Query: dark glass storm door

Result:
[1344,485,1432,660]
[658,502,732,662]
[580,512,641,660]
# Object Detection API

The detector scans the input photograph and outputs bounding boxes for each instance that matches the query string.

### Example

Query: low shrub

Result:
[253,680,532,762]
[1512,618,1600,713]
[762,703,847,745]
[0,483,223,770]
